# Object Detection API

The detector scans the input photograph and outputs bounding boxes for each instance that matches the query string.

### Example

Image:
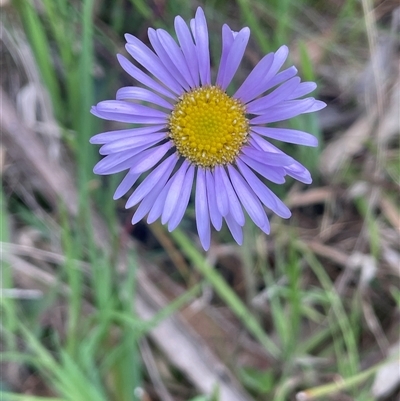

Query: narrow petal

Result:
[284,161,312,184]
[168,165,195,231]
[250,135,304,159]
[126,154,177,208]
[246,65,299,105]
[93,148,145,175]
[99,141,169,174]
[128,142,172,174]
[147,179,174,224]
[99,133,166,155]
[269,45,289,71]
[216,24,236,87]
[113,171,141,200]
[213,166,229,216]
[132,174,171,224]
[228,165,267,228]
[190,18,196,41]
[234,53,274,102]
[250,98,316,124]
[241,146,294,166]
[236,159,291,218]
[117,54,176,100]
[218,27,250,90]
[174,16,199,87]
[304,99,326,113]
[249,135,281,153]
[193,7,211,85]
[287,81,317,100]
[90,125,165,145]
[251,127,318,147]
[125,34,183,95]
[157,29,196,88]
[195,168,211,251]
[147,28,190,91]
[260,66,298,94]
[246,77,301,114]
[95,100,166,119]
[116,87,173,109]
[91,103,166,124]
[236,45,289,104]
[259,218,271,235]
[225,212,243,245]
[161,161,190,224]
[99,135,162,158]
[206,169,223,230]
[238,155,286,184]
[218,167,245,226]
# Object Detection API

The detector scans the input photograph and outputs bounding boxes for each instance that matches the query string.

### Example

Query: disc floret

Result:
[169,86,249,168]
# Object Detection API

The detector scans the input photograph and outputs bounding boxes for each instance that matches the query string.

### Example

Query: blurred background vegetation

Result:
[1,0,399,400]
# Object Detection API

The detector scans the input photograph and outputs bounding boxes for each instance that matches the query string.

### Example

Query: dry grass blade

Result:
[2,252,70,296]
[319,111,377,178]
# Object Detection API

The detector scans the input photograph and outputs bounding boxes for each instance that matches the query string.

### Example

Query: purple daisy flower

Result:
[90,7,326,251]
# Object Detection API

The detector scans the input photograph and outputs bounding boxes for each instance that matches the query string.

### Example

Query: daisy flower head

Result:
[90,7,326,251]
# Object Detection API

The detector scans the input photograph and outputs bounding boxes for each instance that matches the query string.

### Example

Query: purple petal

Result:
[168,165,195,231]
[114,171,141,200]
[95,100,166,119]
[216,25,236,87]
[269,45,289,71]
[218,27,250,90]
[213,167,229,217]
[99,133,166,155]
[90,125,165,145]
[157,29,196,88]
[259,218,271,235]
[284,161,312,184]
[125,34,183,95]
[238,155,286,184]
[147,179,174,224]
[235,45,289,104]
[251,126,318,147]
[205,169,223,230]
[193,7,211,85]
[250,98,316,124]
[241,145,294,166]
[260,66,298,94]
[128,142,172,174]
[246,77,301,114]
[304,99,326,113]
[132,174,171,224]
[195,168,211,251]
[236,159,291,218]
[249,135,279,152]
[91,102,167,124]
[161,161,190,224]
[287,81,317,99]
[234,53,274,103]
[174,16,199,87]
[218,167,245,226]
[117,54,176,100]
[147,28,190,91]
[225,212,243,245]
[116,87,173,109]
[93,148,146,175]
[228,165,267,228]
[125,154,177,208]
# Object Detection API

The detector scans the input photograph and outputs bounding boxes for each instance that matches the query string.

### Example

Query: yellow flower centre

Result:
[168,85,249,168]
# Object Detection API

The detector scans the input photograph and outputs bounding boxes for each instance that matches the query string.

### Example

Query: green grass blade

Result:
[170,227,280,359]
